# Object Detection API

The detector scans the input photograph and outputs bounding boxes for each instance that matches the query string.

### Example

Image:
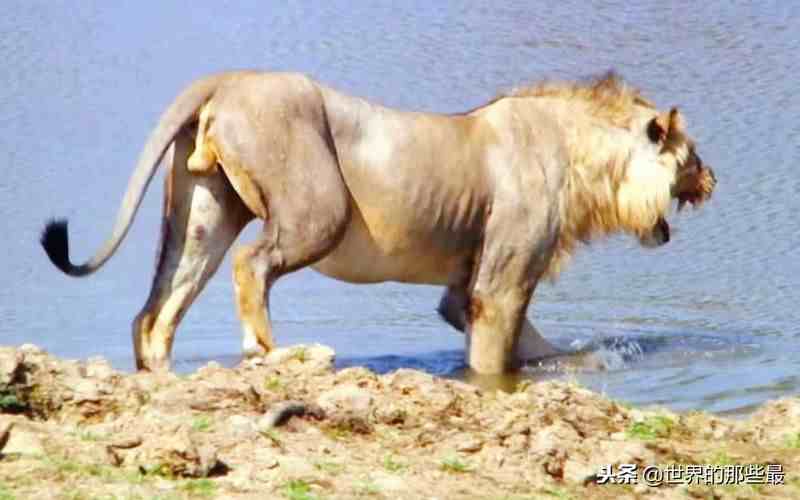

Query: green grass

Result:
[59,490,91,500]
[625,415,674,440]
[382,455,406,472]
[191,415,213,432]
[291,347,309,363]
[0,392,26,412]
[283,479,320,500]
[0,483,16,500]
[264,376,283,391]
[708,451,735,466]
[313,461,344,475]
[354,480,380,496]
[785,432,800,448]
[541,488,574,500]
[180,478,217,498]
[72,429,103,442]
[259,428,284,449]
[440,455,472,473]
[321,426,352,441]
[47,456,116,481]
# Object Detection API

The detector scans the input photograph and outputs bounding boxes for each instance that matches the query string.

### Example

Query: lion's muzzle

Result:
[674,164,716,210]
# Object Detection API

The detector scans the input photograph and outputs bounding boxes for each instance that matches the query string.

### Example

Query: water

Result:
[2,1,798,416]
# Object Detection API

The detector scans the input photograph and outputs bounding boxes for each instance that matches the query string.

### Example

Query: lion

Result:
[41,70,716,374]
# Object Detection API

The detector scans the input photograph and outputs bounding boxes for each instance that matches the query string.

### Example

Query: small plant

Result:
[180,478,217,498]
[709,451,735,465]
[0,483,16,500]
[46,456,114,481]
[141,462,176,479]
[60,490,90,500]
[383,454,406,472]
[625,415,674,440]
[440,455,472,473]
[191,415,213,432]
[259,428,284,450]
[0,392,25,413]
[321,426,352,441]
[283,479,319,500]
[121,468,150,485]
[73,429,103,442]
[541,488,574,500]
[514,380,533,393]
[785,432,800,449]
[314,460,344,475]
[264,376,283,391]
[291,347,309,363]
[355,480,381,496]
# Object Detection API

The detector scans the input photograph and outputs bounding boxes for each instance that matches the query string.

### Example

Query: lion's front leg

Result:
[439,286,560,365]
[466,288,529,374]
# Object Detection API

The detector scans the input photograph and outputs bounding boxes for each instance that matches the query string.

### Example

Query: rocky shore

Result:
[0,344,798,499]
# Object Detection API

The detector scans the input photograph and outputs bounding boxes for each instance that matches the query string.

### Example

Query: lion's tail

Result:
[41,73,228,277]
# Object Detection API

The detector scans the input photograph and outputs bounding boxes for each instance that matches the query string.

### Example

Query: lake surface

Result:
[2,1,798,416]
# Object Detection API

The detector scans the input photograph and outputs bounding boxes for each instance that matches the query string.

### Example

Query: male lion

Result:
[41,70,715,374]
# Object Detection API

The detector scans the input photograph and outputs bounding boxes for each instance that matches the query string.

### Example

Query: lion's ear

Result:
[647,113,669,143]
[668,107,685,132]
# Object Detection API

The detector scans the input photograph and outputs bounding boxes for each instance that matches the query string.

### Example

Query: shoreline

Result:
[1,343,798,499]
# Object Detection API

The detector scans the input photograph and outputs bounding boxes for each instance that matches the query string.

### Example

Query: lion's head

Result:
[517,72,718,279]
[629,106,717,247]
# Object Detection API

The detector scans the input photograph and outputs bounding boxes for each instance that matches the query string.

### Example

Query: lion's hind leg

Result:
[231,197,350,359]
[207,89,351,359]
[132,127,252,371]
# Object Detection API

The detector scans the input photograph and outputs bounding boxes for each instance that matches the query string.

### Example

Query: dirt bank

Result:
[0,344,798,499]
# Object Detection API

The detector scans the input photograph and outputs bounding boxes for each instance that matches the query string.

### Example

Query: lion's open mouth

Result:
[674,165,717,211]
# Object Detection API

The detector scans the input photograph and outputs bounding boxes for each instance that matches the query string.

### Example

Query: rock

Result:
[0,349,24,385]
[456,437,484,453]
[263,344,335,373]
[563,458,598,483]
[504,433,528,453]
[227,414,257,437]
[277,455,315,478]
[2,424,45,456]
[85,357,116,380]
[228,414,254,429]
[370,472,407,492]
[18,344,41,354]
[138,428,220,477]
[316,384,373,418]
[109,435,143,449]
[385,368,435,390]
[225,463,258,491]
[528,422,580,456]
[70,378,107,403]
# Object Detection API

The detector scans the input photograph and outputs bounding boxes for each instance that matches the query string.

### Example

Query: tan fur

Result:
[187,103,218,174]
[493,74,693,279]
[44,70,715,374]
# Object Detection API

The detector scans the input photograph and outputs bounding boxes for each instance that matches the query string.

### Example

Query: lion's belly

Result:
[312,203,472,285]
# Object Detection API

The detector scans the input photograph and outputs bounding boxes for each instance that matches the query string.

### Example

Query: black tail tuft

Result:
[41,218,74,275]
